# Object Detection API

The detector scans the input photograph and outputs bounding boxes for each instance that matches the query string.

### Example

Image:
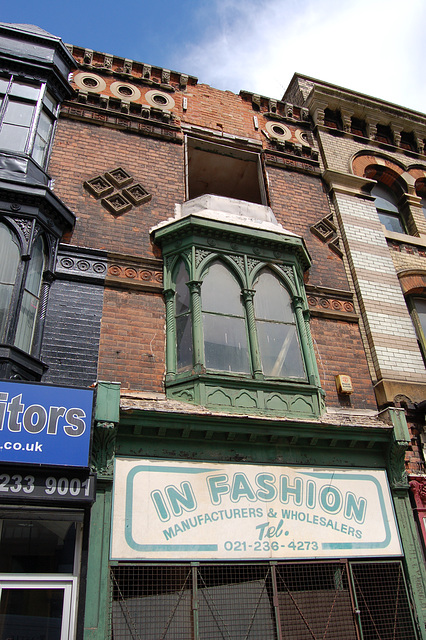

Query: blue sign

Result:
[0,381,94,467]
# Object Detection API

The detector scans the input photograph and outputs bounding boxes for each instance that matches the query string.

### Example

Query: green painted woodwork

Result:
[166,371,325,417]
[84,481,113,640]
[392,489,426,639]
[94,381,121,423]
[116,407,394,469]
[85,400,426,638]
[152,208,324,418]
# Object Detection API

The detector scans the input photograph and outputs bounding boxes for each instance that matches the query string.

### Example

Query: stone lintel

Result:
[374,379,426,407]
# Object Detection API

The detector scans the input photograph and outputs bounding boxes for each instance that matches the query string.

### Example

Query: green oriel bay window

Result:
[152,195,324,418]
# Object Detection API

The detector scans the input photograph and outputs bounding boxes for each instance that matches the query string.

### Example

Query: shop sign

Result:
[0,468,96,503]
[111,459,402,561]
[0,381,93,467]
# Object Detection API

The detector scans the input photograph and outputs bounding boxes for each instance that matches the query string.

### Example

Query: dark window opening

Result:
[375,124,394,146]
[350,117,367,137]
[400,131,417,152]
[324,108,343,130]
[186,138,266,204]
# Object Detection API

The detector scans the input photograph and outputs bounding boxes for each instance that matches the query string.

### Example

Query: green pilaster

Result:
[188,280,204,371]
[84,381,120,640]
[384,407,426,638]
[393,489,426,639]
[242,288,263,378]
[84,481,113,640]
[164,288,177,378]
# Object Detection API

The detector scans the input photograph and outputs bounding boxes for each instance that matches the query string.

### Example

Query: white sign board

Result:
[111,459,402,560]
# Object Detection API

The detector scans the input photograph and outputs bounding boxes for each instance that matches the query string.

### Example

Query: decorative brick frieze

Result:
[56,245,108,283]
[389,240,426,258]
[60,102,182,142]
[106,254,163,291]
[306,285,356,321]
[69,45,197,89]
[264,151,320,175]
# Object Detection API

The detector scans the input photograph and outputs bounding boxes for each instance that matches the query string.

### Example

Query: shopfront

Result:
[0,380,95,640]
[109,458,419,639]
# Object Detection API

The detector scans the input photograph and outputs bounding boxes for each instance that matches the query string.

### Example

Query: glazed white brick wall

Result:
[356,279,406,305]
[367,312,417,337]
[349,251,397,274]
[374,346,426,374]
[336,196,378,223]
[343,223,386,245]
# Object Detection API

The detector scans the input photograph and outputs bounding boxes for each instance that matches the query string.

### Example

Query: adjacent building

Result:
[1,22,426,640]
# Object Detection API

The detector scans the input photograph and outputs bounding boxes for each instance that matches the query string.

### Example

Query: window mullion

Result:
[26,83,44,156]
[293,296,318,385]
[164,288,177,377]
[188,280,204,371]
[270,562,284,640]
[4,259,27,345]
[243,288,263,378]
[191,564,200,640]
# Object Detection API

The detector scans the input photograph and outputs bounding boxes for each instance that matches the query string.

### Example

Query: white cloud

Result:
[172,0,426,112]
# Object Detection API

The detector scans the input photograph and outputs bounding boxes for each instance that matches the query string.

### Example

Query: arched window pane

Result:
[175,262,190,315]
[175,262,192,371]
[202,262,250,373]
[202,262,245,316]
[254,271,305,378]
[253,271,293,322]
[0,223,20,340]
[15,235,45,353]
[372,184,405,233]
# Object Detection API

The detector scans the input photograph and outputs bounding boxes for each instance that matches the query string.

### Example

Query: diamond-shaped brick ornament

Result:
[122,183,152,206]
[84,175,114,199]
[105,167,133,188]
[101,192,132,216]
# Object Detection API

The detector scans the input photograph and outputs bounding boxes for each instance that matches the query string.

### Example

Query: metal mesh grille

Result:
[276,562,357,639]
[197,564,276,639]
[110,561,418,640]
[111,565,192,640]
[351,562,417,640]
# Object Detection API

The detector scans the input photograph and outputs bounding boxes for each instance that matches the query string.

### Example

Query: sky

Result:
[2,0,426,112]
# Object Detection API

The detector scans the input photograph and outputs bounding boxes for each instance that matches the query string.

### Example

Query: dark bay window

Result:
[0,76,58,168]
[0,221,46,355]
[0,24,76,380]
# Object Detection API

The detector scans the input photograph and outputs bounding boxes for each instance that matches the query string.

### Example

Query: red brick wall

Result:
[311,316,376,409]
[49,118,185,258]
[268,167,349,291]
[98,288,165,391]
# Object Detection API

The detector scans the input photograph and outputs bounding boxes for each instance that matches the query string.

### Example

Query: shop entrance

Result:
[0,514,81,640]
[111,560,418,639]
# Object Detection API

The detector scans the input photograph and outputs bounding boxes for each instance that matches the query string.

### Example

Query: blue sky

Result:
[2,0,426,112]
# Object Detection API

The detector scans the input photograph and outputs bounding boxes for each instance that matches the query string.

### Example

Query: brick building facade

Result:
[1,22,426,640]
